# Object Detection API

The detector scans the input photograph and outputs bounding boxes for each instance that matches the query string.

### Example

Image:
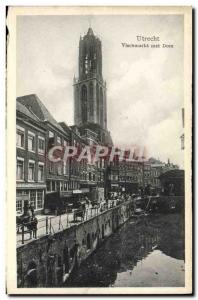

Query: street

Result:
[17,203,111,246]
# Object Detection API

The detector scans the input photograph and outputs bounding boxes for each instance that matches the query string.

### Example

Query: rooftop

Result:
[17,94,67,134]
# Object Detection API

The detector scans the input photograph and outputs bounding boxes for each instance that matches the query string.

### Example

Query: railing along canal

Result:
[17,200,124,246]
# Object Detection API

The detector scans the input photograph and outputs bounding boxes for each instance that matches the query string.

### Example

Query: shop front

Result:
[16,184,46,215]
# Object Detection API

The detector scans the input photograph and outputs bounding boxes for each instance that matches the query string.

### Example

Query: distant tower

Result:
[73,28,107,130]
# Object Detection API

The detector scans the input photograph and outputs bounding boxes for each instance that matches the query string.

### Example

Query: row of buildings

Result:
[16,94,178,215]
[16,27,179,215]
[16,94,107,215]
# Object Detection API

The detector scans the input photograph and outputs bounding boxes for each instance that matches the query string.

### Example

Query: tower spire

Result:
[74,27,107,130]
[87,27,94,35]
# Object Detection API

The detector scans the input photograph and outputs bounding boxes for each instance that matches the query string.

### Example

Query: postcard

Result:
[6,6,192,294]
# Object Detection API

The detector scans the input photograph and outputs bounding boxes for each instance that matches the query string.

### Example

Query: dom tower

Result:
[73,27,112,145]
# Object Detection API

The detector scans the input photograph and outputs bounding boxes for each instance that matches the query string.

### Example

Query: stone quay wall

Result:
[17,200,133,287]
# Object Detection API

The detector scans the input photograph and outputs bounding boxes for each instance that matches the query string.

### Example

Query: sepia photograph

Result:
[6,6,192,295]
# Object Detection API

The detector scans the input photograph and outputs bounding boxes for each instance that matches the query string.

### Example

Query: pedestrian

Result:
[31,216,38,238]
[29,203,35,217]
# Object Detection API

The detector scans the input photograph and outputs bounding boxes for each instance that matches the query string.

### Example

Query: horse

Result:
[16,215,38,238]
[16,215,31,232]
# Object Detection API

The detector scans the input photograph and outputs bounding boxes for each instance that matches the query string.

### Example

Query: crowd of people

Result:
[77,192,137,215]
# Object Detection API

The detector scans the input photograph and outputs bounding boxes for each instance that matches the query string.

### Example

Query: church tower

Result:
[73,28,107,130]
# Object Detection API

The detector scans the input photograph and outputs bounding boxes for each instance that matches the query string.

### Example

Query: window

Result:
[57,163,62,175]
[57,136,61,145]
[28,161,35,181]
[56,181,60,191]
[69,181,72,189]
[28,132,35,151]
[38,163,44,182]
[16,199,22,213]
[16,126,25,148]
[16,158,24,181]
[16,189,29,213]
[16,190,28,197]
[81,85,88,123]
[63,160,67,175]
[38,137,45,154]
[30,190,36,209]
[48,131,55,149]
[52,181,56,191]
[49,161,54,173]
[49,131,54,138]
[46,180,51,191]
[37,190,43,209]
[89,82,94,117]
[63,140,67,147]
[102,159,105,168]
[64,182,68,190]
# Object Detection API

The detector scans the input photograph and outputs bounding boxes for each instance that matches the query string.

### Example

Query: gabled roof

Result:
[16,100,40,123]
[17,94,66,133]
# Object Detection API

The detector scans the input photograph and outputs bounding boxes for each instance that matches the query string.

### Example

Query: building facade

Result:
[16,100,46,215]
[17,95,73,197]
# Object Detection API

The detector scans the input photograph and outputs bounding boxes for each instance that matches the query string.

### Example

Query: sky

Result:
[17,14,184,167]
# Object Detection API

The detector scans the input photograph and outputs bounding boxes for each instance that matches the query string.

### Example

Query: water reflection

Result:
[65,213,184,287]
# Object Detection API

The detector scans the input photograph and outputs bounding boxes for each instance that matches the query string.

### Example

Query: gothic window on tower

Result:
[89,82,94,118]
[100,88,103,127]
[85,55,89,74]
[96,83,100,123]
[92,53,96,72]
[89,60,92,73]
[81,85,88,123]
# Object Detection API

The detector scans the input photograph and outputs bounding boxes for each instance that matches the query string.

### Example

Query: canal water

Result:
[65,213,185,287]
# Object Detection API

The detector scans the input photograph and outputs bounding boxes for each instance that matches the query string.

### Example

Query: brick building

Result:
[69,125,107,202]
[17,94,72,197]
[16,100,46,215]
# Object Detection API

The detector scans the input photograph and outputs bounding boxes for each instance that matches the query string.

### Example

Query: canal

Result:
[65,213,185,287]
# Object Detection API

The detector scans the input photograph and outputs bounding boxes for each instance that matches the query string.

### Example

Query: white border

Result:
[1,0,191,294]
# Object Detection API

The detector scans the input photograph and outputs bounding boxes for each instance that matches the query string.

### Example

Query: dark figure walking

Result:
[29,203,35,217]
[31,216,38,238]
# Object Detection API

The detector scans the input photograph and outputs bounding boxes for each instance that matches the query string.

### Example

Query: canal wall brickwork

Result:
[17,200,133,287]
